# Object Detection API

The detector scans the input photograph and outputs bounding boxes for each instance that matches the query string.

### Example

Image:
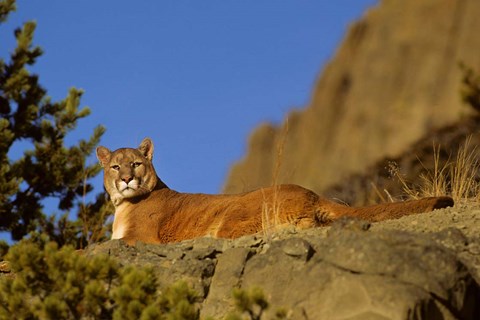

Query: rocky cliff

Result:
[223,0,480,195]
[86,205,480,319]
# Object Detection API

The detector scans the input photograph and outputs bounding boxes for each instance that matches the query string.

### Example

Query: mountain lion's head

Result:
[96,138,159,205]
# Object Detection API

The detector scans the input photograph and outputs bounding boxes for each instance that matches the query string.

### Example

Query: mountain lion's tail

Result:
[346,196,454,222]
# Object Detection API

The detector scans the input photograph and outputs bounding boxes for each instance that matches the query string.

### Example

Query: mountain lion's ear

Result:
[138,138,154,161]
[96,146,111,167]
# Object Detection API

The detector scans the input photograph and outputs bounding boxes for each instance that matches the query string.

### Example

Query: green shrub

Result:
[0,237,200,319]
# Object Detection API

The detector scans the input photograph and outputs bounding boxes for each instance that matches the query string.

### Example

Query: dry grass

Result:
[450,137,480,201]
[389,136,480,203]
[418,143,451,198]
[260,190,282,241]
[261,121,289,239]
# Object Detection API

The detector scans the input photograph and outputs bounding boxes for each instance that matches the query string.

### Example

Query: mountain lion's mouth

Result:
[118,180,139,193]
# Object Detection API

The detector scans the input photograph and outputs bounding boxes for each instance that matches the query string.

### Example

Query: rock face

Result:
[223,0,480,195]
[86,205,480,319]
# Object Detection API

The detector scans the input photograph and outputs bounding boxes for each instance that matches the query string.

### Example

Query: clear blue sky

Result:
[1,0,377,198]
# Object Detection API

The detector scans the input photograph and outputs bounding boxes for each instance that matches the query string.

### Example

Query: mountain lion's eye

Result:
[132,162,142,168]
[111,165,120,171]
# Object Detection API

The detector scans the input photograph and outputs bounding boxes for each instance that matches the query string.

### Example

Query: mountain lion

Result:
[96,138,454,245]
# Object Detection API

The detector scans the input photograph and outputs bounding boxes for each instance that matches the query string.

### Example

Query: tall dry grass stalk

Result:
[261,121,289,239]
[450,136,480,201]
[260,189,281,241]
[417,143,451,198]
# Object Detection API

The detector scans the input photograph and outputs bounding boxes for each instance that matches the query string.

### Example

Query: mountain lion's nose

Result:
[122,176,133,183]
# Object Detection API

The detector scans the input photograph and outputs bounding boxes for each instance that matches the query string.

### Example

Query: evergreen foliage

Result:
[0,237,200,319]
[0,0,110,247]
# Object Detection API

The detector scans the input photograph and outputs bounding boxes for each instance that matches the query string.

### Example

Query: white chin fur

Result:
[118,180,140,198]
[122,188,137,198]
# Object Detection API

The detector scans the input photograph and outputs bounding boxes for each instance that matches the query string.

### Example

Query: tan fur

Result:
[96,138,454,245]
